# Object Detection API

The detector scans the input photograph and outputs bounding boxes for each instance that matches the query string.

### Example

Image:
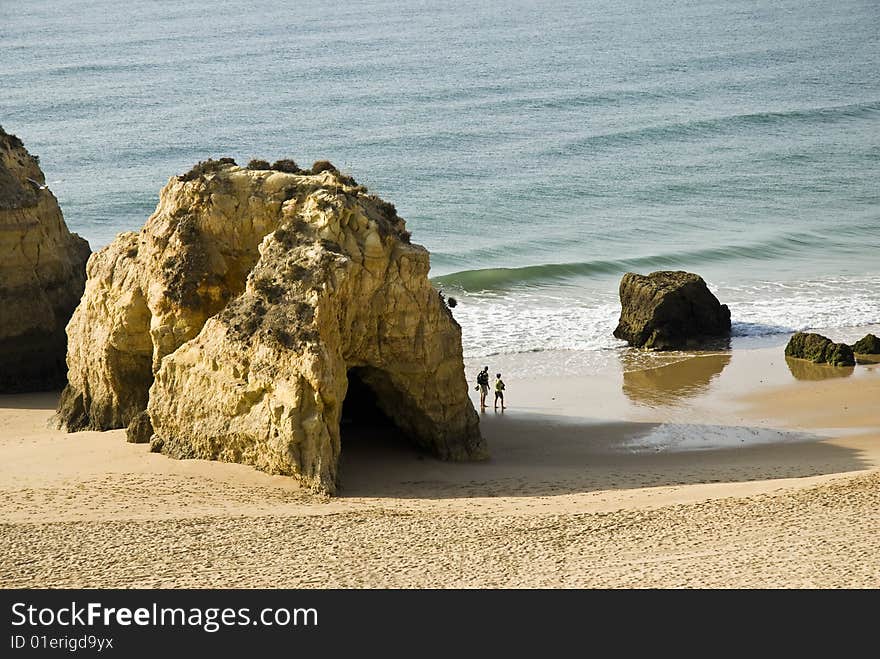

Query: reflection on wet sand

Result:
[621,352,731,406]
[785,356,854,381]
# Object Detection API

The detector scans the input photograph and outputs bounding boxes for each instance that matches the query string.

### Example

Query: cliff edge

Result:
[0,127,90,392]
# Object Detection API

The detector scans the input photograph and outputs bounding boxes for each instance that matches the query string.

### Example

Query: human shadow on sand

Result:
[336,412,869,499]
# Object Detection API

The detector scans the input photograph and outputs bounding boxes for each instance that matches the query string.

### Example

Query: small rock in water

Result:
[785,332,855,366]
[851,333,880,355]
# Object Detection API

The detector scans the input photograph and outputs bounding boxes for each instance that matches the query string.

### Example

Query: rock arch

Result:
[57,160,485,493]
[341,366,435,450]
[341,367,396,429]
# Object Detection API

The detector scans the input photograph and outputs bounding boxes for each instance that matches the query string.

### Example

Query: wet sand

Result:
[1,346,878,588]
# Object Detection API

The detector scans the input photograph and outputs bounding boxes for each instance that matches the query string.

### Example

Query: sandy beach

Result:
[3,0,880,603]
[1,343,878,588]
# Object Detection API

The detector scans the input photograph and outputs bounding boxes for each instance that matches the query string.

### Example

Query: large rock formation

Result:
[785,332,855,367]
[613,271,731,350]
[0,127,90,392]
[851,333,880,355]
[56,158,485,493]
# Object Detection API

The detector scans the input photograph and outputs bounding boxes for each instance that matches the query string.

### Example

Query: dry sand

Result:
[1,347,878,588]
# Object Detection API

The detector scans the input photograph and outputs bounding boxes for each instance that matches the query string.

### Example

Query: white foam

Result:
[622,423,815,453]
[453,273,880,359]
[721,276,880,339]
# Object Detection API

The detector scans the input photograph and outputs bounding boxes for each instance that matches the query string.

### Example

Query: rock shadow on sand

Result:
[336,413,869,499]
[0,391,68,411]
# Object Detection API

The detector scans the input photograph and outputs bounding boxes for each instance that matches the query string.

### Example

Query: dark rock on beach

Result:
[851,333,880,355]
[613,271,731,350]
[785,332,855,367]
[126,410,154,444]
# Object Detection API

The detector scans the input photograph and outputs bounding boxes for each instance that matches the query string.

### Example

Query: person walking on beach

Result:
[494,373,506,411]
[476,366,490,410]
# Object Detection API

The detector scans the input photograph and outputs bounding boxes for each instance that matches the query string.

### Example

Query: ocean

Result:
[3,0,879,361]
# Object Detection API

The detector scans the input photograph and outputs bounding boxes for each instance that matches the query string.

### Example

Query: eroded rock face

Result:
[613,271,731,350]
[785,332,855,367]
[0,127,90,392]
[57,159,484,492]
[851,333,880,355]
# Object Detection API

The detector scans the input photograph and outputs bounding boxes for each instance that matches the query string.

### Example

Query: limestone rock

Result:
[126,410,153,444]
[851,333,880,355]
[613,271,731,350]
[0,127,90,392]
[784,332,855,367]
[57,158,485,493]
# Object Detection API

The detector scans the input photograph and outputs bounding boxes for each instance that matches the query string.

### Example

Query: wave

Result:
[730,321,795,338]
[35,46,272,79]
[432,233,837,292]
[548,100,880,155]
[448,87,691,114]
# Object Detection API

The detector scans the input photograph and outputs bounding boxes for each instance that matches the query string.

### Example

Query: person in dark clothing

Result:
[475,366,490,410]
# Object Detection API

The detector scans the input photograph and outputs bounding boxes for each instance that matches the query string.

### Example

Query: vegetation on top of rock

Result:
[851,333,880,355]
[366,195,411,244]
[178,158,237,182]
[310,159,337,174]
[0,126,25,150]
[188,155,365,187]
[373,197,397,219]
[271,159,301,173]
[252,274,286,304]
[785,332,855,366]
[0,126,41,210]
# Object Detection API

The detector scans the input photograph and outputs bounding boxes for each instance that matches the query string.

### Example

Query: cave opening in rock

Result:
[340,367,414,452]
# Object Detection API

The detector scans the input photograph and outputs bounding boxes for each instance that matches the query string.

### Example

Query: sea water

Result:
[3,0,878,360]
